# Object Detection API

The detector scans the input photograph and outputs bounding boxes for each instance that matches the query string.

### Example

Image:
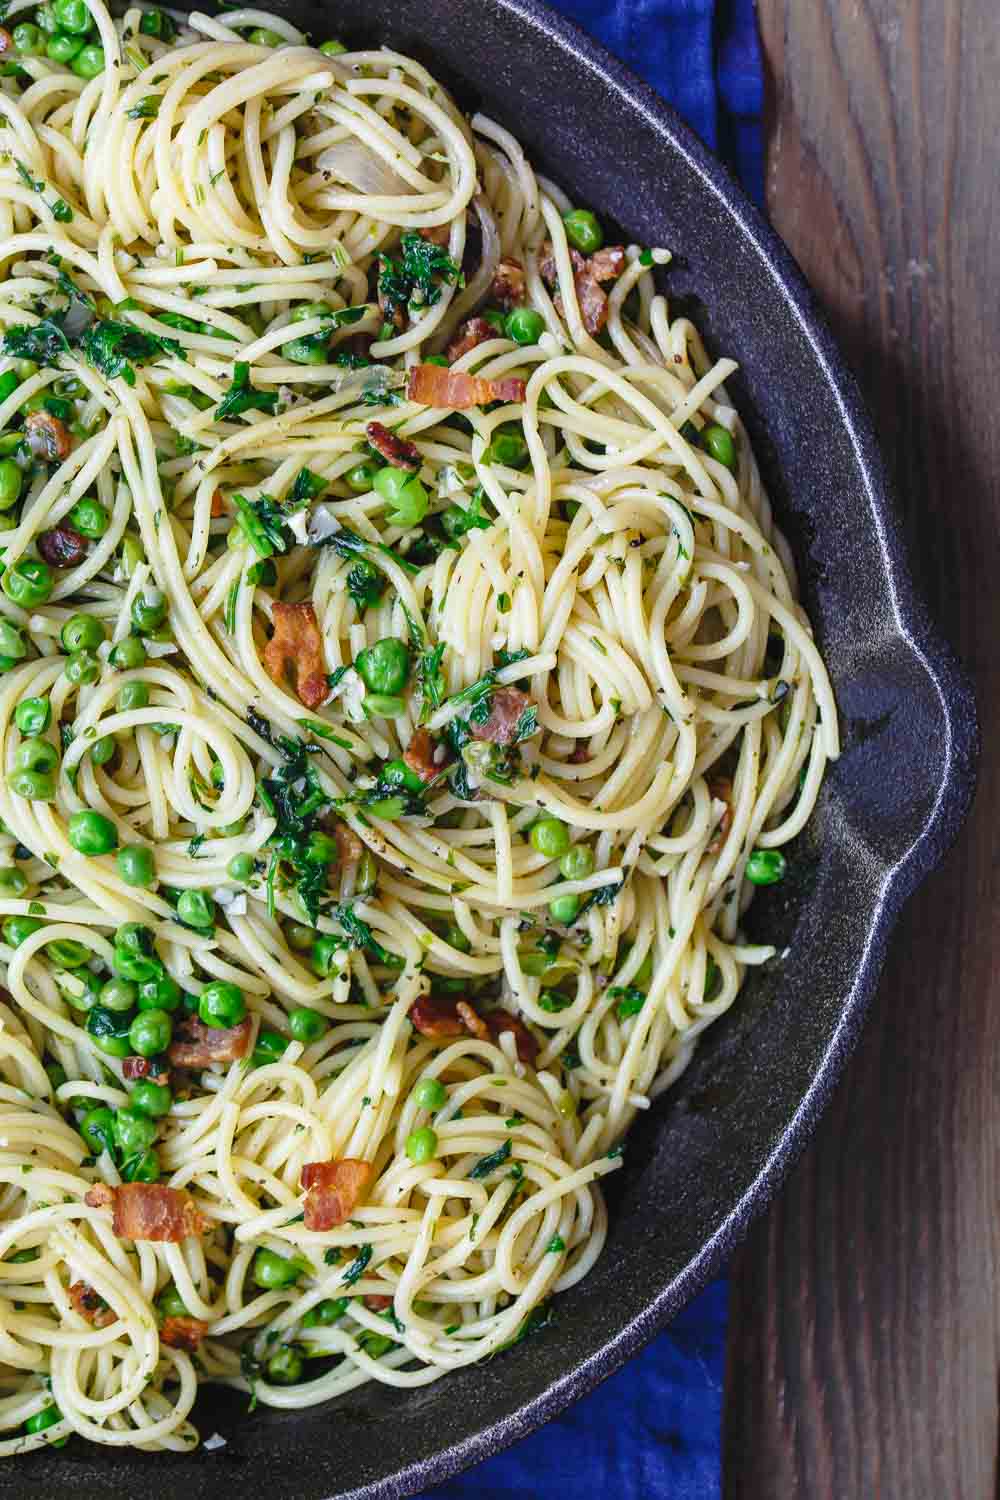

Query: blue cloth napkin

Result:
[420,5,762,1495]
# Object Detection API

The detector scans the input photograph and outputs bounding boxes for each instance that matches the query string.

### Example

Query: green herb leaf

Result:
[469,1139,512,1180]
[215,361,278,421]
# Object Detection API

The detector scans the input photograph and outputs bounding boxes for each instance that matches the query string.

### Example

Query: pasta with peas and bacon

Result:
[0,0,837,1454]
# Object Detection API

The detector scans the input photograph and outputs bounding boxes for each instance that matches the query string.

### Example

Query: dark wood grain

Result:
[724,2,999,1496]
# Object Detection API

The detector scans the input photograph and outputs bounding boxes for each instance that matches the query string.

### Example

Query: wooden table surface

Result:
[723,2,999,1495]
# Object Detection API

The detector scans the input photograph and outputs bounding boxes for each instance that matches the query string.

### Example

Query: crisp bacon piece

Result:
[25,410,72,462]
[0,28,13,53]
[491,257,526,309]
[168,1014,253,1068]
[486,1011,539,1066]
[68,1279,115,1328]
[445,317,493,365]
[37,525,86,568]
[409,993,465,1038]
[402,728,447,785]
[469,686,532,746]
[456,1000,489,1041]
[589,246,628,283]
[418,224,451,247]
[707,776,734,855]
[84,1183,208,1242]
[365,420,420,472]
[161,1315,209,1352]
[300,1158,372,1232]
[210,488,225,517]
[263,602,327,710]
[407,363,526,411]
[122,1055,169,1084]
[363,1293,393,1311]
[538,240,627,335]
[332,820,362,866]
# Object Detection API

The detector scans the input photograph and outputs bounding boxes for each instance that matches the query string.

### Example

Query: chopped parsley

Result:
[2,320,69,365]
[341,1243,372,1287]
[335,903,404,971]
[81,320,183,386]
[469,1139,512,1180]
[377,233,462,324]
[215,361,278,421]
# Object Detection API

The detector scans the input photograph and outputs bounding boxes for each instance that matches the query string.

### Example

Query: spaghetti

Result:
[0,0,837,1454]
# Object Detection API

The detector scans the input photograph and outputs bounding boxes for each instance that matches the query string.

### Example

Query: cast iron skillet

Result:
[7,2,977,1496]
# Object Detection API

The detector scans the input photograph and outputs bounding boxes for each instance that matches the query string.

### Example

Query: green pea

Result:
[485,430,528,468]
[311,934,340,978]
[0,866,27,897]
[198,979,246,1029]
[372,465,410,503]
[113,1105,157,1156]
[286,923,314,952]
[563,208,603,254]
[405,1126,438,1164]
[413,1076,446,1112]
[10,769,55,801]
[130,587,167,634]
[549,892,581,924]
[79,1105,115,1154]
[505,307,544,345]
[301,1296,348,1326]
[364,695,405,719]
[131,1078,172,1118]
[121,1146,160,1182]
[47,30,85,61]
[45,938,89,967]
[12,22,46,54]
[129,1007,172,1057]
[345,460,378,493]
[319,38,346,55]
[0,458,22,512]
[252,1028,289,1067]
[138,8,177,41]
[386,477,428,528]
[112,948,161,983]
[177,889,214,929]
[67,497,109,537]
[44,1060,67,1092]
[252,1247,300,1289]
[288,1006,327,1043]
[379,758,426,795]
[24,1404,66,1443]
[304,831,338,866]
[0,373,17,405]
[117,680,149,712]
[68,810,117,855]
[3,557,53,607]
[117,844,155,889]
[3,915,42,947]
[91,735,115,766]
[52,0,91,33]
[355,637,409,696]
[0,620,27,661]
[85,1004,133,1057]
[15,736,58,773]
[530,817,570,858]
[156,1284,188,1318]
[701,423,736,470]
[266,1345,303,1384]
[444,922,470,953]
[61,613,105,653]
[36,5,59,33]
[559,844,594,880]
[70,42,104,76]
[745,848,786,886]
[13,696,49,737]
[137,971,180,1012]
[65,649,100,686]
[109,635,146,671]
[248,26,283,45]
[116,921,155,956]
[281,335,328,365]
[99,978,138,1013]
[227,852,255,882]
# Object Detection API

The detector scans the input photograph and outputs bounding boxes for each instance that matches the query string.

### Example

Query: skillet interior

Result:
[3,1,976,1495]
